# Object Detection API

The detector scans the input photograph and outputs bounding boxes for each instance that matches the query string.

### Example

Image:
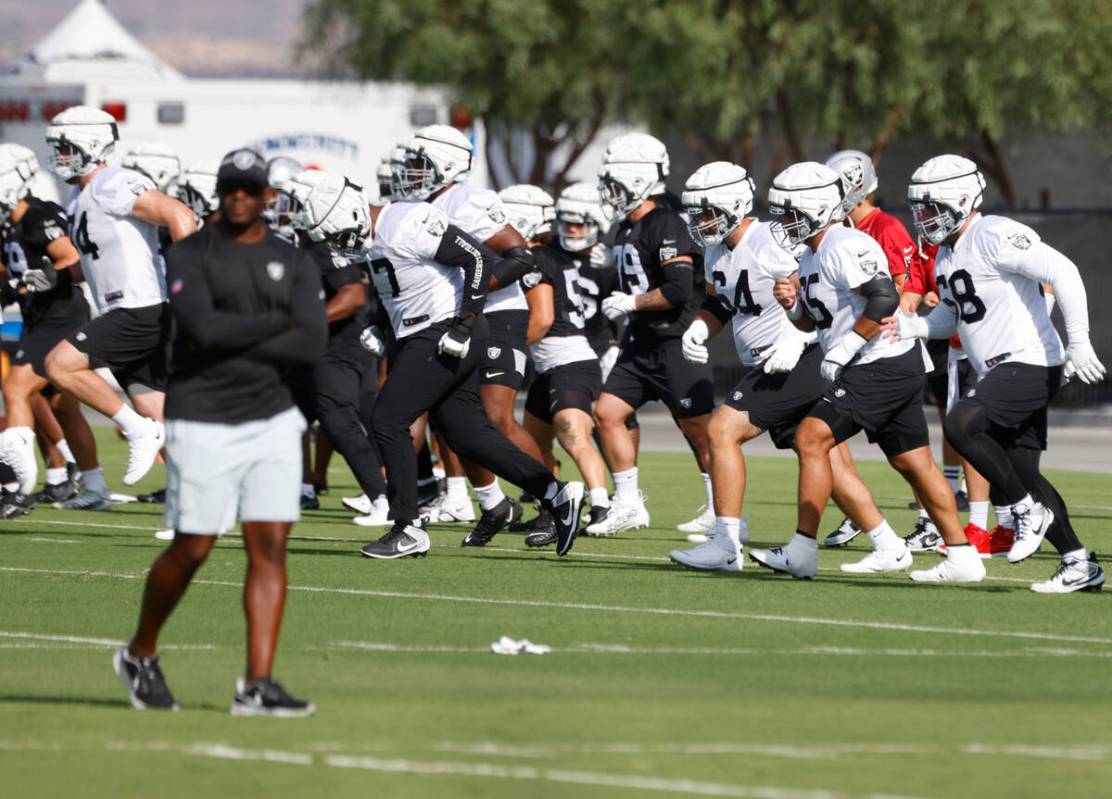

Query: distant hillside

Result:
[1,0,309,76]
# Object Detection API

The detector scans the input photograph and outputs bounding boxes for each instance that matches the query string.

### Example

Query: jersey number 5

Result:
[938,269,986,323]
[801,273,833,329]
[369,257,401,296]
[74,212,100,261]
[712,268,762,316]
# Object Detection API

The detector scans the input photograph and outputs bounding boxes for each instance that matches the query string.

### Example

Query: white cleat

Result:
[686,533,709,544]
[909,546,987,583]
[123,419,165,486]
[749,535,818,580]
[841,545,913,574]
[342,493,372,515]
[1031,553,1105,594]
[677,504,715,534]
[154,529,174,541]
[0,426,38,495]
[670,528,742,572]
[436,497,476,523]
[352,495,392,528]
[585,499,650,536]
[1007,503,1054,563]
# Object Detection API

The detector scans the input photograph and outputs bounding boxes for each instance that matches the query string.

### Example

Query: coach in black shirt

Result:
[113,148,326,717]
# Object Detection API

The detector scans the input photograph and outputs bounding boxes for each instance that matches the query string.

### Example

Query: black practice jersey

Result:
[611,200,702,346]
[0,196,89,327]
[164,224,327,424]
[578,248,621,355]
[533,245,588,338]
[303,241,370,350]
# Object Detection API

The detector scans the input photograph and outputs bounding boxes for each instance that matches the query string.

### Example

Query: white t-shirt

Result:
[798,224,914,366]
[704,220,801,367]
[933,215,1064,377]
[368,201,462,338]
[431,183,527,313]
[70,167,166,312]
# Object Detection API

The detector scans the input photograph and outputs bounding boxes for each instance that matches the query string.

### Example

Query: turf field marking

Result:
[26,537,80,544]
[0,631,216,650]
[4,565,1111,647]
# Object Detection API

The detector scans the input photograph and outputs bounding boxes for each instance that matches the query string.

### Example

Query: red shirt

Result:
[853,208,915,280]
[903,239,962,349]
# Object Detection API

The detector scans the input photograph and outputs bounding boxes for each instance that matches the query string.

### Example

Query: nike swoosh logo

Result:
[726,558,737,565]
[560,500,576,531]
[1062,573,1094,587]
[486,371,504,378]
[471,294,484,300]
[397,540,420,552]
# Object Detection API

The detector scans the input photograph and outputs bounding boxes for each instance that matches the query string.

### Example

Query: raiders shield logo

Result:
[426,216,446,237]
[732,391,743,401]
[521,270,542,289]
[659,246,678,261]
[233,150,258,170]
[834,388,847,398]
[1009,233,1031,250]
[966,388,977,398]
[487,346,501,360]
[488,206,507,225]
[266,261,285,282]
[680,397,692,409]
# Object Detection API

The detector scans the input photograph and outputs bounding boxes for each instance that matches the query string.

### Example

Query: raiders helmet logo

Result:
[75,332,87,342]
[426,217,446,237]
[859,259,879,275]
[42,222,63,241]
[967,388,977,398]
[488,207,507,225]
[732,391,743,401]
[487,346,501,360]
[521,270,542,289]
[1008,233,1031,250]
[680,397,692,409]
[659,246,678,261]
[233,150,258,170]
[266,261,285,282]
[834,388,846,398]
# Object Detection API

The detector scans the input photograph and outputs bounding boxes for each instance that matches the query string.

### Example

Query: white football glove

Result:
[1064,338,1106,385]
[599,344,620,383]
[681,319,710,364]
[893,311,929,340]
[762,330,815,374]
[601,292,637,321]
[820,332,868,383]
[359,325,386,357]
[21,260,58,293]
[437,318,474,360]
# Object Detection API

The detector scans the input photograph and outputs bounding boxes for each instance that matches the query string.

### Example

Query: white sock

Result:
[943,464,962,493]
[917,507,931,522]
[111,405,149,439]
[947,542,979,564]
[790,532,819,554]
[432,465,447,480]
[446,476,469,504]
[82,467,108,494]
[56,439,75,464]
[717,516,741,544]
[613,467,639,505]
[969,500,989,530]
[1064,547,1088,562]
[45,467,67,486]
[589,486,610,509]
[701,472,713,509]
[1012,493,1035,515]
[475,480,505,512]
[994,504,1013,529]
[867,520,903,550]
[301,482,316,498]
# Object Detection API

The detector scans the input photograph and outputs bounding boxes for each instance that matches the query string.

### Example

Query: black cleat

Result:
[0,491,36,519]
[954,489,970,512]
[525,523,557,548]
[361,519,430,559]
[509,507,552,533]
[300,492,320,511]
[36,479,79,504]
[544,481,585,556]
[136,487,167,504]
[416,478,441,509]
[230,677,315,717]
[586,506,609,527]
[113,646,178,710]
[461,498,523,547]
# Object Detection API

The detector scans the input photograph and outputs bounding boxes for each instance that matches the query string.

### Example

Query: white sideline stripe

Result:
[0,631,215,651]
[27,537,80,544]
[4,565,1111,646]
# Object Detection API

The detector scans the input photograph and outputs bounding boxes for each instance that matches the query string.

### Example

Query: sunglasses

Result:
[217,180,265,198]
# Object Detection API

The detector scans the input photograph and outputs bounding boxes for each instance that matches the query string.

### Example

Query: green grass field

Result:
[2,429,1111,798]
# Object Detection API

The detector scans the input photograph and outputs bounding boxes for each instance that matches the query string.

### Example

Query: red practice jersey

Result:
[853,207,915,281]
[903,238,962,350]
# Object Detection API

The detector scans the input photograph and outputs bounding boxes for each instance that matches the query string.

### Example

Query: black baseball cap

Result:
[216,148,269,194]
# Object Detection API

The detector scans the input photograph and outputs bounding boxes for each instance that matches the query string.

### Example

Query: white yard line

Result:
[0,631,215,650]
[3,565,1109,646]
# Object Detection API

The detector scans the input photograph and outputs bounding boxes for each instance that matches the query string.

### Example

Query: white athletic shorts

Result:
[164,405,307,535]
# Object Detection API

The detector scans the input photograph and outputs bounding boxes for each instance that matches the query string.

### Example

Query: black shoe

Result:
[0,492,36,519]
[137,487,167,504]
[417,478,441,508]
[509,507,551,533]
[230,677,315,717]
[586,506,609,527]
[525,520,557,548]
[954,489,970,512]
[300,492,320,511]
[66,461,82,485]
[461,497,522,547]
[519,490,536,503]
[113,646,178,710]
[37,479,79,504]
[544,481,584,556]
[313,482,329,496]
[361,519,430,559]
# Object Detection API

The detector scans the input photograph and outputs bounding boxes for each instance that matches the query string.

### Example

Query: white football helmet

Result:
[44,106,119,181]
[120,142,181,193]
[598,132,669,220]
[178,161,220,223]
[498,184,555,242]
[301,173,371,258]
[681,161,755,246]
[556,182,610,252]
[397,125,473,200]
[0,143,40,221]
[263,155,303,234]
[907,155,985,245]
[767,162,845,248]
[825,149,877,215]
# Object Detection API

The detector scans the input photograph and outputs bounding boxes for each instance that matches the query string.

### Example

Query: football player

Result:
[177,160,220,227]
[302,175,584,558]
[396,125,552,544]
[589,133,715,536]
[752,162,984,584]
[121,142,181,194]
[888,155,1105,592]
[39,107,197,508]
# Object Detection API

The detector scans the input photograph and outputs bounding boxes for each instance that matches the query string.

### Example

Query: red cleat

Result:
[963,523,992,558]
[988,526,1015,557]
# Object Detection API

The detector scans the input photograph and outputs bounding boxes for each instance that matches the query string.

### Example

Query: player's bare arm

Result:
[131,189,197,242]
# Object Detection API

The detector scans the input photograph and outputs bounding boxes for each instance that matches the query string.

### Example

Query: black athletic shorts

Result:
[953,361,1061,451]
[724,343,824,450]
[480,309,529,389]
[924,338,950,407]
[12,303,91,379]
[524,359,601,425]
[807,344,930,458]
[67,303,170,392]
[603,338,715,419]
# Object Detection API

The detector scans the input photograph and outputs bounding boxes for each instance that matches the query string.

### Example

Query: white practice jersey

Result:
[70,167,166,312]
[798,224,914,366]
[432,183,527,313]
[368,201,462,338]
[704,220,801,367]
[933,215,1063,378]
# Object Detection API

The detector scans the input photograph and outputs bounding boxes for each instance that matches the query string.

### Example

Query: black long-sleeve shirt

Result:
[164,223,327,424]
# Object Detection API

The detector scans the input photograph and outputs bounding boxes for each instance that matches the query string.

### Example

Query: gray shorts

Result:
[164,406,306,535]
